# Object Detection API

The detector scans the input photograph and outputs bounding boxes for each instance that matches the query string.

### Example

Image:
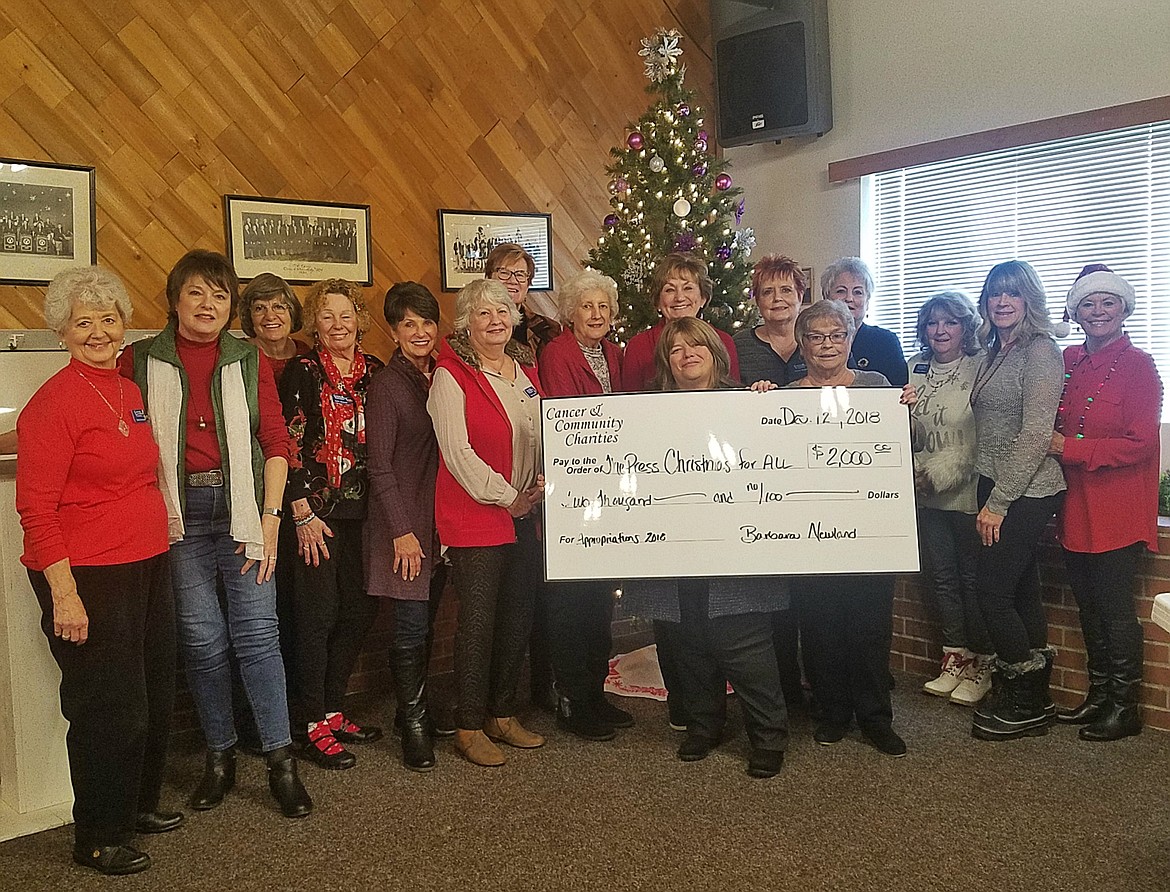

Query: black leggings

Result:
[29,554,175,849]
[448,519,537,729]
[974,477,1063,664]
[293,518,381,722]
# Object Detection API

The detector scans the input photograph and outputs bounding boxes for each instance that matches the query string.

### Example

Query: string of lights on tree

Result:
[585,28,756,341]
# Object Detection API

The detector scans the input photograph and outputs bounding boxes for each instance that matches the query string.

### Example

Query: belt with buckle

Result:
[186,469,224,487]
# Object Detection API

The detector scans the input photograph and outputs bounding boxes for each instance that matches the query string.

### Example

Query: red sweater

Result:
[538,327,623,396]
[620,319,740,392]
[432,340,543,547]
[119,335,290,471]
[1056,336,1162,554]
[18,359,169,570]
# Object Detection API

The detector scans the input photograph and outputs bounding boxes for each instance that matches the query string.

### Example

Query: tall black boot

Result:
[971,651,1048,741]
[391,645,437,772]
[1058,618,1109,724]
[1081,620,1143,742]
[265,745,313,818]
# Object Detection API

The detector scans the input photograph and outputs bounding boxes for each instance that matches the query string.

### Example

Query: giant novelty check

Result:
[541,387,920,580]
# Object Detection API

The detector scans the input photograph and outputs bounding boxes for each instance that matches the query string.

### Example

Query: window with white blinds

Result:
[862,120,1170,416]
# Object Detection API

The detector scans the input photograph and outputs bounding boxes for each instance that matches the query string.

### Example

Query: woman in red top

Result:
[427,278,546,767]
[1051,265,1162,741]
[620,252,740,392]
[238,272,310,727]
[121,250,312,819]
[538,270,633,742]
[17,267,175,875]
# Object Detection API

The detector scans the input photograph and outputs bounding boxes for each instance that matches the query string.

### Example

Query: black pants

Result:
[448,518,537,729]
[797,574,894,731]
[274,514,300,705]
[548,580,615,703]
[29,553,175,849]
[771,608,806,704]
[1064,544,1145,670]
[292,517,380,723]
[975,477,1063,663]
[674,582,788,751]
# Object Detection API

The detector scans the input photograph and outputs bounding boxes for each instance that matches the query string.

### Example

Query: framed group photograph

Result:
[438,209,553,292]
[0,158,96,285]
[224,194,372,285]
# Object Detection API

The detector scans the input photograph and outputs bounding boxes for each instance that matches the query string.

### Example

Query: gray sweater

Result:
[970,335,1066,516]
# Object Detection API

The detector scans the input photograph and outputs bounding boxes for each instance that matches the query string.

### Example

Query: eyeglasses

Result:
[251,301,292,315]
[494,269,530,284]
[803,331,849,345]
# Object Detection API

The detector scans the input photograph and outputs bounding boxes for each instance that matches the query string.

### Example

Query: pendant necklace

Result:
[75,367,129,437]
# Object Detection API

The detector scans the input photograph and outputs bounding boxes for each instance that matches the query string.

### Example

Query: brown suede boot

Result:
[453,729,506,767]
[484,716,546,749]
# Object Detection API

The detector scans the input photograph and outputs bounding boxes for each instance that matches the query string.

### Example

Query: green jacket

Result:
[131,320,266,515]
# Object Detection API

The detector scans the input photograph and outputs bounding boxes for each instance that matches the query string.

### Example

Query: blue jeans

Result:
[170,485,292,752]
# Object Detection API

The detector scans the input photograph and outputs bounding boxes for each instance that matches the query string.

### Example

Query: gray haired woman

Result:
[17,267,177,874]
[821,257,908,386]
[789,298,910,757]
[537,269,632,741]
[907,291,993,706]
[427,278,547,767]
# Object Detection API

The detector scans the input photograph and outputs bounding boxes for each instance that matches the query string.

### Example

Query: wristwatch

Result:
[262,507,284,519]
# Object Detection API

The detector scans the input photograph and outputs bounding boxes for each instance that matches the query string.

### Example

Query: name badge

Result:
[331,394,353,405]
[523,386,538,398]
[913,363,930,374]
[132,409,148,423]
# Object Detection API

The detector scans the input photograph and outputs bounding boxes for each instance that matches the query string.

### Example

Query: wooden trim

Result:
[828,95,1170,183]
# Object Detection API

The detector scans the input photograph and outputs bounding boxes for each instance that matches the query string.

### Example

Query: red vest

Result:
[433,339,544,547]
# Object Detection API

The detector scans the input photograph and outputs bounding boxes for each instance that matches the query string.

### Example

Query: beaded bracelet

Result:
[293,513,316,527]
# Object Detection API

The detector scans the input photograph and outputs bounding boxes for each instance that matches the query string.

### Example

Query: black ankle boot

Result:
[189,747,236,810]
[557,696,616,741]
[390,645,437,772]
[265,746,313,818]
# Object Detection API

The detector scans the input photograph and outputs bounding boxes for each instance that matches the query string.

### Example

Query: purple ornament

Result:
[604,213,619,228]
[716,245,732,261]
[695,138,708,153]
[677,103,690,117]
[698,130,708,142]
[615,177,629,193]
[674,231,697,252]
[735,198,746,224]
[691,161,708,178]
[626,131,644,151]
[715,173,733,191]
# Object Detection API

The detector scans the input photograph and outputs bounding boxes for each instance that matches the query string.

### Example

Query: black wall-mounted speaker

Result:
[711,0,832,147]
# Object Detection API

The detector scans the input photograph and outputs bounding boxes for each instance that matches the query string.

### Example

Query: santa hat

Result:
[1065,264,1136,316]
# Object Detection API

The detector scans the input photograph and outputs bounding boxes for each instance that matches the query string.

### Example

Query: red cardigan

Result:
[538,328,623,396]
[1056,335,1162,554]
[432,338,544,547]
[620,319,740,392]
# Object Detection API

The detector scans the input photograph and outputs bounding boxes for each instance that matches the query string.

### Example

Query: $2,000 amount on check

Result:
[541,387,920,581]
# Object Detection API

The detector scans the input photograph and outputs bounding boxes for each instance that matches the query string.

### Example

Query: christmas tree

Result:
[586,29,756,340]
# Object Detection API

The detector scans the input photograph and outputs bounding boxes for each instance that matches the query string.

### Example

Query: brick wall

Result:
[170,529,1170,739]
[893,523,1170,732]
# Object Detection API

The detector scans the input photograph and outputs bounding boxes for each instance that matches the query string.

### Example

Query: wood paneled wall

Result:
[0,0,712,358]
